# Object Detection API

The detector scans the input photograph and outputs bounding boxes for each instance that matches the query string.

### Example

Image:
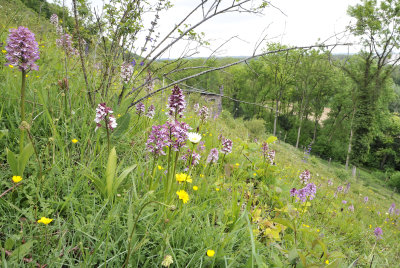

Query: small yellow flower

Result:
[162,109,165,112]
[72,139,78,143]
[37,217,53,225]
[193,186,198,191]
[12,175,22,183]
[1,49,6,53]
[235,163,239,166]
[41,45,44,48]
[325,260,329,264]
[158,165,163,170]
[207,249,215,257]
[26,74,29,77]
[176,173,192,183]
[117,114,121,118]
[253,173,256,176]
[215,188,220,191]
[209,133,212,136]
[200,174,204,178]
[369,225,372,229]
[176,190,189,204]
[9,65,14,68]
[36,76,40,78]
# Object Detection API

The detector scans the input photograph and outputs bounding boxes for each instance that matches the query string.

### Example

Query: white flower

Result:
[187,132,202,144]
[161,255,173,267]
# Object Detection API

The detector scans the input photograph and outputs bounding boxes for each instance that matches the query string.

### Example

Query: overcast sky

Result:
[87,0,362,58]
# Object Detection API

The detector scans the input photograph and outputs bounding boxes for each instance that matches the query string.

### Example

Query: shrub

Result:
[244,118,266,139]
[388,171,400,192]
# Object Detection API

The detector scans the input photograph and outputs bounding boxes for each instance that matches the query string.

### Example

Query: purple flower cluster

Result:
[5,26,40,71]
[145,71,154,93]
[364,196,369,203]
[146,124,169,156]
[167,85,186,119]
[388,203,396,215]
[145,104,155,119]
[261,142,269,156]
[374,227,383,240]
[56,34,78,56]
[198,105,209,122]
[197,141,206,152]
[121,62,134,83]
[94,103,117,131]
[261,142,275,165]
[207,148,219,164]
[221,138,233,154]
[181,149,201,166]
[50,14,59,26]
[136,102,145,116]
[299,170,311,184]
[302,143,312,162]
[267,150,275,165]
[348,204,354,212]
[56,25,63,35]
[167,120,190,151]
[327,179,333,186]
[146,120,190,155]
[193,103,200,112]
[291,183,317,203]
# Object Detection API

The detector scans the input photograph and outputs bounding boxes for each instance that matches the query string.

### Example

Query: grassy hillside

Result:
[1,0,400,267]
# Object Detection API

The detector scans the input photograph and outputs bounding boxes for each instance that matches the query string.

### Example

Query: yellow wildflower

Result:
[215,188,220,191]
[158,165,163,170]
[176,190,189,204]
[235,163,239,166]
[9,65,14,68]
[1,49,6,53]
[193,186,198,191]
[200,174,204,178]
[176,173,191,183]
[72,139,78,143]
[117,114,121,118]
[207,250,215,257]
[37,217,53,225]
[12,175,22,183]
[325,260,329,264]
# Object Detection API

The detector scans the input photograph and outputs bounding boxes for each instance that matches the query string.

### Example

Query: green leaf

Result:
[312,239,328,259]
[6,148,19,175]
[273,218,295,230]
[4,238,14,250]
[0,129,8,140]
[18,143,34,175]
[10,240,34,261]
[106,147,117,199]
[114,164,137,193]
[266,136,278,144]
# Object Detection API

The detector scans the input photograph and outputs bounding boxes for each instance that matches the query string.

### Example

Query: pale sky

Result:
[85,0,362,58]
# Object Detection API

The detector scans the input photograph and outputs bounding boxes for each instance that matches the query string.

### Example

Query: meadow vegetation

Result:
[1,0,400,267]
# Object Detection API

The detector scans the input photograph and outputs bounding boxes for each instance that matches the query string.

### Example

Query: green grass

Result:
[1,0,400,267]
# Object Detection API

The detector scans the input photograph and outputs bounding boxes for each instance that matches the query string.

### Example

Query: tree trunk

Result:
[312,118,319,143]
[273,94,280,136]
[380,154,388,169]
[345,107,356,169]
[295,117,302,149]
